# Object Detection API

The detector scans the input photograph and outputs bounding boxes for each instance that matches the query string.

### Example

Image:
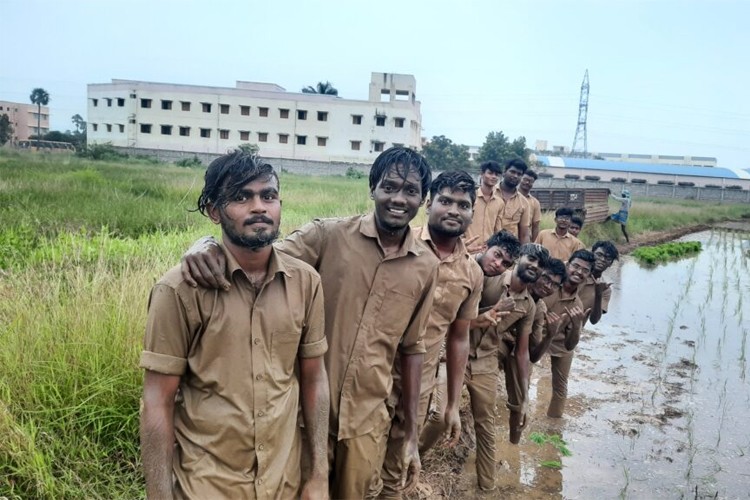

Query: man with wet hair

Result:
[569,215,584,238]
[475,229,521,278]
[578,241,619,325]
[140,151,330,499]
[376,170,484,499]
[462,243,547,491]
[497,158,531,244]
[519,169,542,241]
[180,146,439,498]
[543,249,594,418]
[528,258,568,364]
[535,207,585,262]
[465,160,505,245]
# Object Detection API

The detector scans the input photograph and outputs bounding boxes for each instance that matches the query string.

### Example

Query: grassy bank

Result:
[1,152,749,498]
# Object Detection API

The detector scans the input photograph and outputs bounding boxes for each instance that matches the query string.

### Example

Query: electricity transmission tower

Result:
[571,70,589,157]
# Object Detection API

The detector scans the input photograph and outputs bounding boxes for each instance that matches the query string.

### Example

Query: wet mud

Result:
[420,224,750,499]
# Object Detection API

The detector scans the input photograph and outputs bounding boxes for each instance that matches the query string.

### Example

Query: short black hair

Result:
[486,230,521,259]
[430,170,477,205]
[592,240,619,261]
[197,150,277,216]
[480,160,503,174]
[523,169,538,180]
[571,215,584,228]
[545,257,567,283]
[504,158,528,174]
[568,249,596,266]
[369,146,432,201]
[555,207,574,218]
[520,243,550,268]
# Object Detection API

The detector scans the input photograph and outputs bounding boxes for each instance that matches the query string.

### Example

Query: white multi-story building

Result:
[87,73,422,163]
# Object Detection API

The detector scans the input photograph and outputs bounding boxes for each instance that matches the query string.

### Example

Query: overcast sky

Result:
[3,0,748,167]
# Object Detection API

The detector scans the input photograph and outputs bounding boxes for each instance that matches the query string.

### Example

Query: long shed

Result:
[532,188,610,223]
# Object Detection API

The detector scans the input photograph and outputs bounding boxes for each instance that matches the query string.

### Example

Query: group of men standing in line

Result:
[139,146,620,499]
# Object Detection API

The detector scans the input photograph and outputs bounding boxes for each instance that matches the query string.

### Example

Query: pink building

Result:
[0,100,50,143]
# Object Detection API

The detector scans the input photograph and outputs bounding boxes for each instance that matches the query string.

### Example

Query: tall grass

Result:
[1,151,749,497]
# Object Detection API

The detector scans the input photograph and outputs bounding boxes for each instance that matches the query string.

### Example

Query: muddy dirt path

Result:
[418,223,750,499]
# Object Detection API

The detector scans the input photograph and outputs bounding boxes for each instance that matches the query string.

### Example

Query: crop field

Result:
[1,151,750,498]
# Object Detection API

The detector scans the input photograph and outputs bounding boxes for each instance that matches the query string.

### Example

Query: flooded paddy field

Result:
[426,224,750,499]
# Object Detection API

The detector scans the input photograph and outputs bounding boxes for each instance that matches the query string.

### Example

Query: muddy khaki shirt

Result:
[391,226,483,403]
[535,229,585,262]
[465,186,504,243]
[469,271,536,374]
[543,287,584,358]
[141,247,327,499]
[279,214,439,440]
[524,194,542,231]
[578,275,613,324]
[498,190,530,239]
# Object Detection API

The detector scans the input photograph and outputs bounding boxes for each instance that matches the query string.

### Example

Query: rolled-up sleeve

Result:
[298,276,327,359]
[140,283,193,375]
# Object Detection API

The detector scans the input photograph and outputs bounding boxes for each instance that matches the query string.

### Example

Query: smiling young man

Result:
[577,241,618,326]
[497,158,531,244]
[519,169,542,242]
[376,171,484,499]
[464,160,504,245]
[543,249,594,418]
[140,152,330,499]
[535,207,585,262]
[179,147,439,498]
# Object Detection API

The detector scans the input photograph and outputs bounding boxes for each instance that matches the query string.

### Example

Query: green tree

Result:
[0,114,12,145]
[72,113,86,134]
[301,81,338,96]
[29,88,50,143]
[421,135,471,172]
[476,131,529,164]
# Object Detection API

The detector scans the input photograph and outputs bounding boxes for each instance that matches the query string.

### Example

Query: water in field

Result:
[445,224,750,499]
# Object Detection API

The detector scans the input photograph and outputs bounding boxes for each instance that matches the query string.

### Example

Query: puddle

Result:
[428,226,750,499]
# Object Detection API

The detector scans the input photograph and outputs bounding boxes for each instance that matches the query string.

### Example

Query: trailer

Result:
[531,188,610,223]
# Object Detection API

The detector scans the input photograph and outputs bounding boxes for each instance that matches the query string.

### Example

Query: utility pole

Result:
[571,70,589,158]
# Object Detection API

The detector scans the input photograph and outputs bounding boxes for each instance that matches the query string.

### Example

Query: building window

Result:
[141,99,152,108]
[297,110,307,120]
[240,105,250,116]
[279,108,289,119]
[220,104,230,114]
[259,107,269,117]
[317,137,328,146]
[351,140,361,151]
[179,126,190,136]
[201,102,212,113]
[106,98,113,107]
[117,98,125,107]
[106,124,112,132]
[375,116,386,127]
[92,123,98,132]
[239,130,250,141]
[279,134,289,144]
[317,111,328,122]
[161,100,173,110]
[129,118,136,124]
[92,99,98,107]
[352,115,363,125]
[118,124,125,132]
[161,125,172,135]
[181,101,191,111]
[219,129,229,139]
[392,143,404,148]
[373,141,384,152]
[394,117,405,128]
[258,132,268,142]
[296,135,307,145]
[200,128,211,138]
[140,124,152,133]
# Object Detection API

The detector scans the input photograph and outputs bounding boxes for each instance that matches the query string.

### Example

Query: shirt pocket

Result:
[272,331,302,377]
[378,290,419,337]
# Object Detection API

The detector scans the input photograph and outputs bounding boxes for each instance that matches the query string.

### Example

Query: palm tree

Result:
[301,81,338,96]
[29,88,50,143]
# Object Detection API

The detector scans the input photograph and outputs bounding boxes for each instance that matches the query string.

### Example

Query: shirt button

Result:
[257,478,263,485]
[256,374,263,380]
[258,444,265,451]
[257,410,264,417]
[253,338,260,345]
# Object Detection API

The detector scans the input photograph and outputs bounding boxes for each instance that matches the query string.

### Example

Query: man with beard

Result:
[578,241,618,326]
[535,207,585,262]
[179,147,438,498]
[463,243,548,491]
[418,230,521,456]
[464,161,505,246]
[140,152,330,499]
[519,169,542,242]
[543,250,594,418]
[496,158,531,244]
[375,171,484,499]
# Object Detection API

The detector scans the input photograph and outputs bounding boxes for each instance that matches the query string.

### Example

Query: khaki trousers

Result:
[464,366,498,491]
[548,355,574,417]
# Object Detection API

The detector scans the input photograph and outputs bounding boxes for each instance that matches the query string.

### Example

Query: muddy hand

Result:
[595,281,612,294]
[180,236,230,290]
[565,306,590,331]
[443,405,461,448]
[400,438,421,494]
[495,296,515,313]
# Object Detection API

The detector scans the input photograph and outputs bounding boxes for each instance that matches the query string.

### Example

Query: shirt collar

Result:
[416,224,469,262]
[224,243,290,285]
[359,213,423,257]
